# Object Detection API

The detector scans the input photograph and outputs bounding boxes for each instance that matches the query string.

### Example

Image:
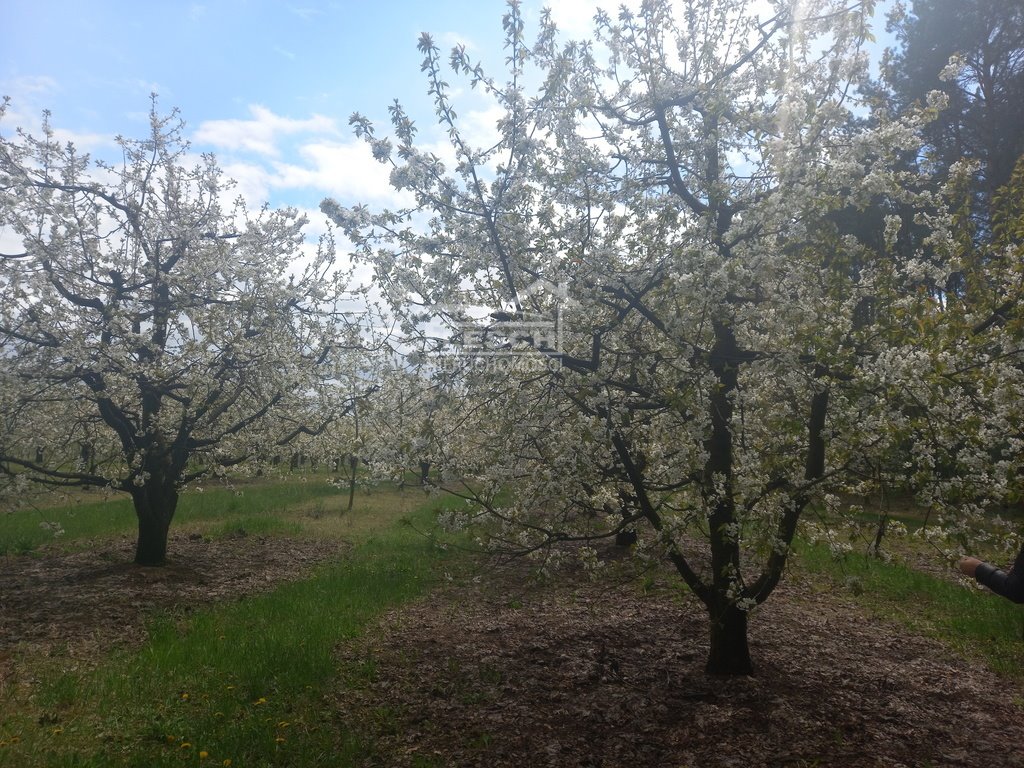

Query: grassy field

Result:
[2,481,1022,765]
[795,538,1024,680]
[0,476,346,555]
[0,478,467,767]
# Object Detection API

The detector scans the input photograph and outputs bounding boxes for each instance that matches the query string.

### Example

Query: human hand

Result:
[958,556,982,578]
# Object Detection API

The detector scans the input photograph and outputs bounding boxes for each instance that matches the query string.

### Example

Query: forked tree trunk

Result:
[706,602,754,675]
[131,483,179,566]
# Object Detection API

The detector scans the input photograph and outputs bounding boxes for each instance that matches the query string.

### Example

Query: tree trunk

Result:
[702,320,752,675]
[131,483,179,566]
[871,513,889,557]
[706,602,754,675]
[346,454,358,513]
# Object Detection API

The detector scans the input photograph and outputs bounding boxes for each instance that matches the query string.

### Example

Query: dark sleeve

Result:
[974,545,1024,604]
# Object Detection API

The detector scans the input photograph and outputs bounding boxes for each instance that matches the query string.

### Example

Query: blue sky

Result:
[1,1,514,134]
[1,1,605,215]
[1,1,897,225]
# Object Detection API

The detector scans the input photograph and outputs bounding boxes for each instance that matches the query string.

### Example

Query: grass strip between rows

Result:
[0,477,343,555]
[795,540,1024,682]
[0,492,464,767]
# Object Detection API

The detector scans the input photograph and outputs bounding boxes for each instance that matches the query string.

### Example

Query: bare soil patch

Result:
[332,555,1024,768]
[0,531,345,676]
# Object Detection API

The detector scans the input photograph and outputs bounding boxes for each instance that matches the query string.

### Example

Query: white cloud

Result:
[49,127,114,152]
[439,31,477,52]
[213,137,412,211]
[187,104,407,208]
[542,0,616,39]
[218,161,274,207]
[0,225,26,257]
[191,101,519,217]
[1,75,59,130]
[460,103,504,151]
[194,105,338,157]
[280,140,402,201]
[2,74,59,97]
[1,79,114,153]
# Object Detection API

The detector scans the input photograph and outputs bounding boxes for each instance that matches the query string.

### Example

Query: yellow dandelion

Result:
[180,742,192,749]
[222,760,232,767]
[199,750,209,759]
[165,735,176,744]
[51,727,64,735]
[254,697,267,705]
[180,693,190,701]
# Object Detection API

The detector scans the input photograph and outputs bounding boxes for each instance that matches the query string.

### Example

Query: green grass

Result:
[0,489,465,767]
[5,482,1021,765]
[0,476,344,554]
[796,539,1024,678]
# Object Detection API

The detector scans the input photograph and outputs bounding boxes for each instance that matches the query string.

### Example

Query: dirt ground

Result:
[332,556,1024,768]
[0,531,345,680]
[2,535,1023,766]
